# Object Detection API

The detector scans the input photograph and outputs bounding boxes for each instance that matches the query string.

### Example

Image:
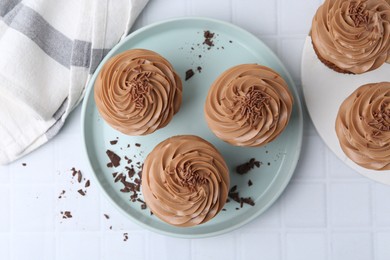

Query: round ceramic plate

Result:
[301,36,390,185]
[81,17,303,238]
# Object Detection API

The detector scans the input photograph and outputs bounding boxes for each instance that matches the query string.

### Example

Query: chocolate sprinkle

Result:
[236,158,261,174]
[22,163,27,167]
[104,214,110,219]
[135,143,141,147]
[185,69,195,81]
[106,150,121,167]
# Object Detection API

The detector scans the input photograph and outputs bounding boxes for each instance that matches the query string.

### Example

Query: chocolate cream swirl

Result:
[311,0,390,74]
[142,135,229,227]
[336,82,390,170]
[94,49,182,135]
[204,64,293,147]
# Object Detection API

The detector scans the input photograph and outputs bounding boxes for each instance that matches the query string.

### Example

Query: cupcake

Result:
[204,64,293,147]
[311,0,390,74]
[94,49,182,135]
[142,135,229,227]
[335,82,390,170]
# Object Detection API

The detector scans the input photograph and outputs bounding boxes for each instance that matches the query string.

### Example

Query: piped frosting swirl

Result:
[204,64,293,147]
[336,82,390,170]
[142,135,229,227]
[311,0,390,74]
[94,49,182,135]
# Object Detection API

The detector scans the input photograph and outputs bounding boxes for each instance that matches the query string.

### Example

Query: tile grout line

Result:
[370,181,376,259]
[9,164,14,260]
[325,148,331,260]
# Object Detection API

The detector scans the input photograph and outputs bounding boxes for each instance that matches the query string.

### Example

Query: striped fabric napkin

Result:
[0,0,148,164]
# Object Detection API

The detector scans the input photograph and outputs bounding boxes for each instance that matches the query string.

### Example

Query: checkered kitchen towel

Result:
[0,0,149,164]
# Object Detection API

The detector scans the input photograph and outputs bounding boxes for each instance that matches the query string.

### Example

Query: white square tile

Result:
[58,233,100,260]
[0,234,9,260]
[233,0,277,35]
[148,234,191,260]
[11,142,55,184]
[0,186,10,232]
[283,183,326,227]
[240,233,280,260]
[12,185,55,232]
[280,38,306,82]
[102,231,145,260]
[55,180,100,231]
[190,0,231,21]
[144,0,187,24]
[241,202,281,230]
[331,232,373,260]
[193,233,236,260]
[12,233,55,260]
[328,151,365,179]
[292,135,326,180]
[54,135,89,182]
[280,0,321,34]
[330,183,371,227]
[373,183,390,227]
[375,232,390,260]
[0,165,10,183]
[286,232,326,260]
[100,195,143,231]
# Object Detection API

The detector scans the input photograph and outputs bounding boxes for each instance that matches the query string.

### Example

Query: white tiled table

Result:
[1,0,390,259]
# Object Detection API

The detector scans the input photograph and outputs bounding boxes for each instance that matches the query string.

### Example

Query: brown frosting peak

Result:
[204,64,293,147]
[336,82,390,170]
[142,135,229,227]
[311,0,390,74]
[94,49,182,135]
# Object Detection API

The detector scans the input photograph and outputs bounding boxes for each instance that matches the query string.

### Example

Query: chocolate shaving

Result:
[248,179,253,186]
[123,233,128,242]
[62,211,73,219]
[104,214,110,219]
[22,163,27,167]
[85,180,90,188]
[135,143,141,147]
[203,30,215,47]
[110,140,118,145]
[236,158,261,174]
[106,150,121,167]
[185,69,194,81]
[77,171,82,183]
[77,189,86,196]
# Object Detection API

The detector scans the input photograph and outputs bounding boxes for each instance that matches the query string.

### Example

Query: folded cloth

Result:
[0,0,149,164]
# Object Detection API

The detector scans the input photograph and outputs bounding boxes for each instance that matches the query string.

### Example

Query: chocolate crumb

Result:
[62,211,73,219]
[85,180,90,188]
[110,140,118,145]
[203,30,215,47]
[104,214,110,219]
[241,197,255,206]
[123,233,128,242]
[77,189,86,196]
[236,208,239,210]
[109,226,112,230]
[107,162,113,168]
[229,40,233,43]
[58,190,66,199]
[197,66,202,73]
[267,162,271,166]
[222,208,226,211]
[198,55,202,58]
[106,150,121,167]
[185,69,195,81]
[22,163,27,166]
[236,158,261,174]
[248,179,253,186]
[141,204,147,210]
[135,143,141,147]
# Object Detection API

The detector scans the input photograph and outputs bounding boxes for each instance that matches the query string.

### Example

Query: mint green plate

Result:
[81,17,303,238]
